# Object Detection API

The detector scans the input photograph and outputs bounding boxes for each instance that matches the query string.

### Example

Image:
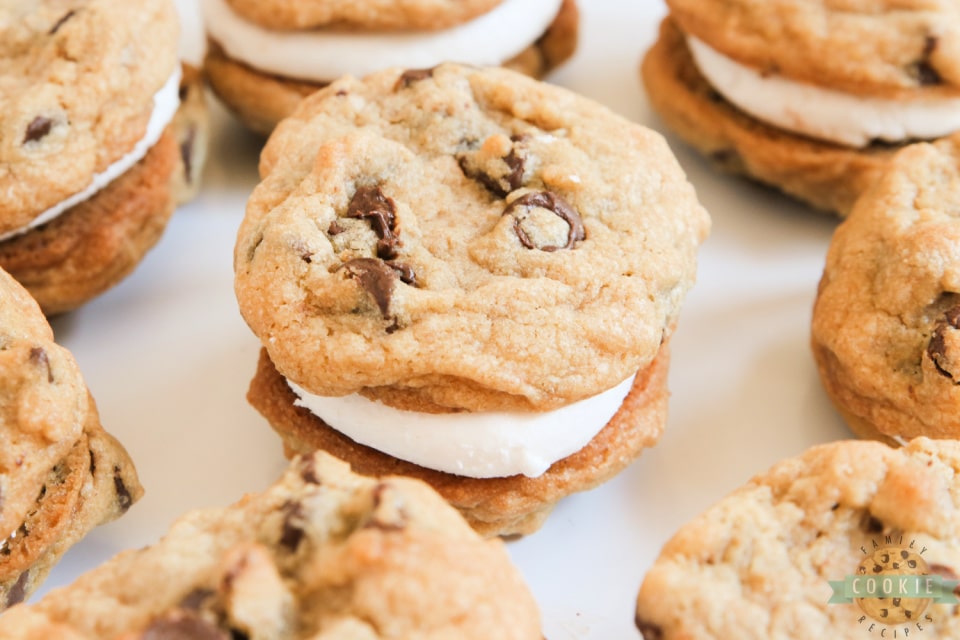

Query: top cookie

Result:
[223,0,503,31]
[0,0,179,232]
[665,0,960,96]
[0,452,542,639]
[812,134,960,440]
[234,63,710,413]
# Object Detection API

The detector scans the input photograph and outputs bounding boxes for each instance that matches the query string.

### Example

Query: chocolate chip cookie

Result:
[641,1,960,215]
[636,438,960,638]
[0,0,209,314]
[0,266,142,609]
[812,134,960,442]
[0,452,541,639]
[203,0,579,135]
[235,63,710,536]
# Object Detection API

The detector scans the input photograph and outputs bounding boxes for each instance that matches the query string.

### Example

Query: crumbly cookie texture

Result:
[235,63,709,413]
[636,438,960,638]
[665,0,960,96]
[0,267,142,609]
[248,343,668,537]
[0,0,179,231]
[642,17,899,216]
[0,452,542,639]
[204,0,579,137]
[224,0,503,31]
[812,135,960,440]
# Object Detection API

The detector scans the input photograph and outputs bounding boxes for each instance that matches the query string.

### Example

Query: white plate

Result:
[38,1,853,638]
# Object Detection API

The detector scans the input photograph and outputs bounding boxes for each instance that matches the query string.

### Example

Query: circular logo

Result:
[855,546,931,624]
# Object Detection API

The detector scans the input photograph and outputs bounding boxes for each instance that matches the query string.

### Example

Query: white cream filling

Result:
[288,374,636,479]
[1,66,182,243]
[202,0,564,82]
[687,35,960,147]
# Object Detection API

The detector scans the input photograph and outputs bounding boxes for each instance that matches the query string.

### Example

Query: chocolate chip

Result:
[910,36,942,85]
[365,482,408,532]
[48,10,75,35]
[459,149,526,198]
[395,67,434,90]
[340,258,397,320]
[928,304,960,381]
[300,458,321,485]
[345,186,401,260]
[635,615,664,640]
[180,125,197,185]
[279,501,306,552]
[23,117,53,145]
[139,612,230,640]
[861,513,884,533]
[388,262,417,286]
[179,588,216,611]
[29,347,53,383]
[327,219,345,236]
[503,191,585,251]
[5,571,28,608]
[114,466,133,513]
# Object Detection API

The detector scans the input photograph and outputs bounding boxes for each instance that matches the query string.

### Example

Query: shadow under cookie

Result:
[247,344,669,538]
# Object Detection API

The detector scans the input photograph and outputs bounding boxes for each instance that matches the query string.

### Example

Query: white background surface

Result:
[36,1,854,638]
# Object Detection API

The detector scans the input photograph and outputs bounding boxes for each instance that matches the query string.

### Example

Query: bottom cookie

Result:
[0,452,542,639]
[247,342,669,538]
[636,438,960,638]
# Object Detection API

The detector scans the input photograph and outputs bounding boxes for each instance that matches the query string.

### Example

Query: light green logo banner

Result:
[829,575,960,604]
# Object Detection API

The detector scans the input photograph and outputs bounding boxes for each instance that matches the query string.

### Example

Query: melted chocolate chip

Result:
[503,191,585,251]
[928,304,960,381]
[48,10,75,35]
[388,262,417,286]
[140,612,230,640]
[459,149,526,198]
[395,67,435,90]
[180,124,197,185]
[340,258,397,320]
[911,36,942,85]
[114,466,133,512]
[29,347,53,383]
[23,117,53,145]
[345,186,401,259]
[5,571,28,608]
[635,615,664,640]
[279,501,306,552]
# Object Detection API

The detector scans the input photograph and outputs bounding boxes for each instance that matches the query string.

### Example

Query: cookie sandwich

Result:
[0,266,142,609]
[0,452,542,639]
[641,1,960,215]
[0,0,209,315]
[812,135,960,443]
[636,438,960,638]
[202,0,579,135]
[236,63,710,536]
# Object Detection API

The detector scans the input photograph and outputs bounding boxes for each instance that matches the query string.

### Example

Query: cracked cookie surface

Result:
[234,63,709,413]
[812,134,960,440]
[636,438,960,638]
[0,452,541,639]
